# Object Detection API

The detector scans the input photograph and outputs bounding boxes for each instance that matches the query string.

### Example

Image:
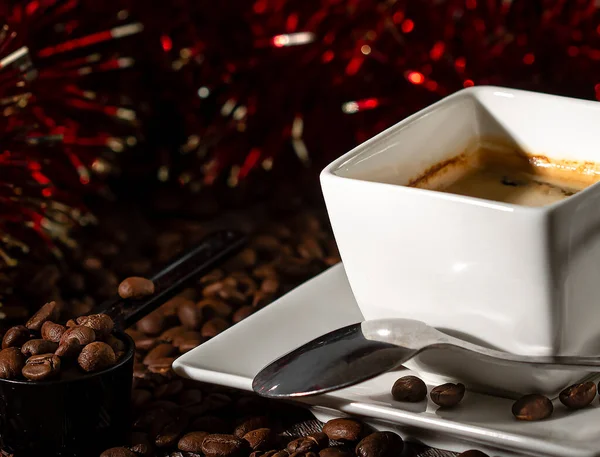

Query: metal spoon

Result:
[252,318,600,398]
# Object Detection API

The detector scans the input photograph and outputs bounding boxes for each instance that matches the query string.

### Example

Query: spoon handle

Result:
[443,342,600,370]
[92,230,247,328]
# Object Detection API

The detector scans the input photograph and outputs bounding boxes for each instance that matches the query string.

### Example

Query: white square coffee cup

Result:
[321,86,600,396]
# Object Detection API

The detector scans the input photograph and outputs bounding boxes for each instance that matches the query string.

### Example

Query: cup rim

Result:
[320,85,600,213]
[0,330,135,386]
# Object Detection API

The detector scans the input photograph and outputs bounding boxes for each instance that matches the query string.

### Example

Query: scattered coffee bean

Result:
[201,318,229,338]
[78,342,117,372]
[202,434,249,457]
[21,339,58,357]
[155,413,189,448]
[559,381,596,409]
[322,418,363,442]
[2,325,30,349]
[458,451,490,457]
[234,416,270,438]
[106,334,126,354]
[100,448,137,457]
[144,343,176,365]
[0,347,25,379]
[178,301,204,330]
[76,314,114,338]
[189,416,230,434]
[430,383,465,407]
[512,394,553,421]
[132,389,153,409]
[320,448,353,457]
[243,428,275,451]
[41,321,67,343]
[56,326,96,357]
[178,431,210,452]
[26,301,60,331]
[355,432,403,457]
[391,375,427,402]
[118,277,156,299]
[22,354,61,381]
[232,306,255,323]
[137,311,165,335]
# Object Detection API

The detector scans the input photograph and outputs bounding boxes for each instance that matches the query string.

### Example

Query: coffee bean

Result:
[253,264,277,280]
[391,376,427,402]
[355,432,403,457]
[147,357,175,374]
[559,381,596,409]
[178,431,210,452]
[155,379,184,399]
[297,237,324,260]
[288,432,328,454]
[173,331,204,353]
[430,383,465,407]
[144,343,176,365]
[134,336,156,352]
[160,326,187,343]
[156,413,189,448]
[234,416,270,438]
[132,389,153,409]
[512,394,553,421]
[22,353,61,380]
[198,299,233,319]
[243,428,275,451]
[130,432,155,457]
[320,448,353,457]
[137,311,165,335]
[322,418,363,442]
[0,347,25,379]
[201,318,229,338]
[260,278,279,295]
[202,434,249,457]
[56,326,96,357]
[200,269,225,285]
[118,277,156,299]
[106,334,126,354]
[232,306,254,323]
[2,325,30,349]
[457,451,490,457]
[178,388,203,406]
[76,314,114,339]
[178,301,204,330]
[26,301,60,331]
[21,339,58,357]
[100,448,137,457]
[78,342,117,372]
[41,321,67,343]
[189,416,230,433]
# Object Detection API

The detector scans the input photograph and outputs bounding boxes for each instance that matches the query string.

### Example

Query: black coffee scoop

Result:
[0,230,246,457]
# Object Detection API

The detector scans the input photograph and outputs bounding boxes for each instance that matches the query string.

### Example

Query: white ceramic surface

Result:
[320,86,600,395]
[173,264,600,457]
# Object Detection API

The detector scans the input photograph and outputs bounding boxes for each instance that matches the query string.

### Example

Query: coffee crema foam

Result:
[408,145,600,207]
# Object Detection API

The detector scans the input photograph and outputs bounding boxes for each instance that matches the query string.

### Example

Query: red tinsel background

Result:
[1,0,600,267]
[150,0,600,189]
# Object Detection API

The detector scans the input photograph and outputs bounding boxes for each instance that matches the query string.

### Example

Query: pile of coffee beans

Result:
[0,298,134,381]
[102,416,406,457]
[391,375,465,408]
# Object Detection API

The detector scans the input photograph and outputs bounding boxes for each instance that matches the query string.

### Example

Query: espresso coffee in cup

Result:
[409,143,600,207]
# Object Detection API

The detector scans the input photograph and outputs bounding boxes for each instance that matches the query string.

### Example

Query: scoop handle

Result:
[92,230,247,329]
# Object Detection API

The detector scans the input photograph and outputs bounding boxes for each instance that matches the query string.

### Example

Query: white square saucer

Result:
[173,264,600,457]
